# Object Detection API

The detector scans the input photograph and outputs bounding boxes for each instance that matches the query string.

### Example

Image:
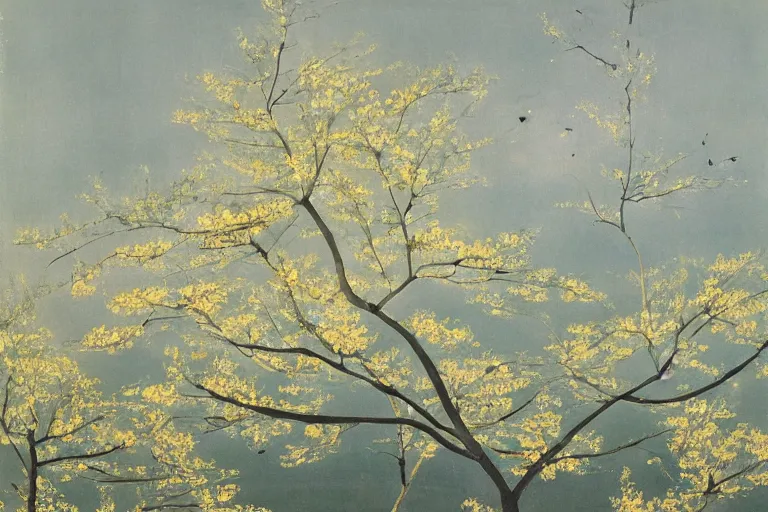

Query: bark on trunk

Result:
[500,491,520,512]
[473,449,519,512]
[26,429,38,512]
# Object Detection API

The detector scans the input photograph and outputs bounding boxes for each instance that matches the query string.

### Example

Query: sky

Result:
[1,0,768,510]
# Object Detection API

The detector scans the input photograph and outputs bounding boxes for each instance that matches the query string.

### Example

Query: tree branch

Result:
[36,414,106,445]
[470,392,541,429]
[548,428,671,464]
[1,376,28,472]
[512,337,768,498]
[622,340,768,404]
[565,45,618,71]
[39,443,126,467]
[187,379,474,459]
[224,339,454,436]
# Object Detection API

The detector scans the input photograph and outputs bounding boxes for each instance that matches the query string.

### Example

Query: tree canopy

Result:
[8,1,768,511]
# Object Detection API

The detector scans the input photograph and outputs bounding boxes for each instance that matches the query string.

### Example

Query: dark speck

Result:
[565,127,573,132]
[518,116,527,123]
[572,153,576,157]
[728,156,738,162]
[258,449,266,454]
[708,159,713,166]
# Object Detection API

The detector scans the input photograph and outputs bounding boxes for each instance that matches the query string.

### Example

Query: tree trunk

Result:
[26,429,38,512]
[472,448,520,512]
[500,490,520,512]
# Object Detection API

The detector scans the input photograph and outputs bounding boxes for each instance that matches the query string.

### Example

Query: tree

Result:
[0,282,267,512]
[0,282,135,512]
[14,0,768,510]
